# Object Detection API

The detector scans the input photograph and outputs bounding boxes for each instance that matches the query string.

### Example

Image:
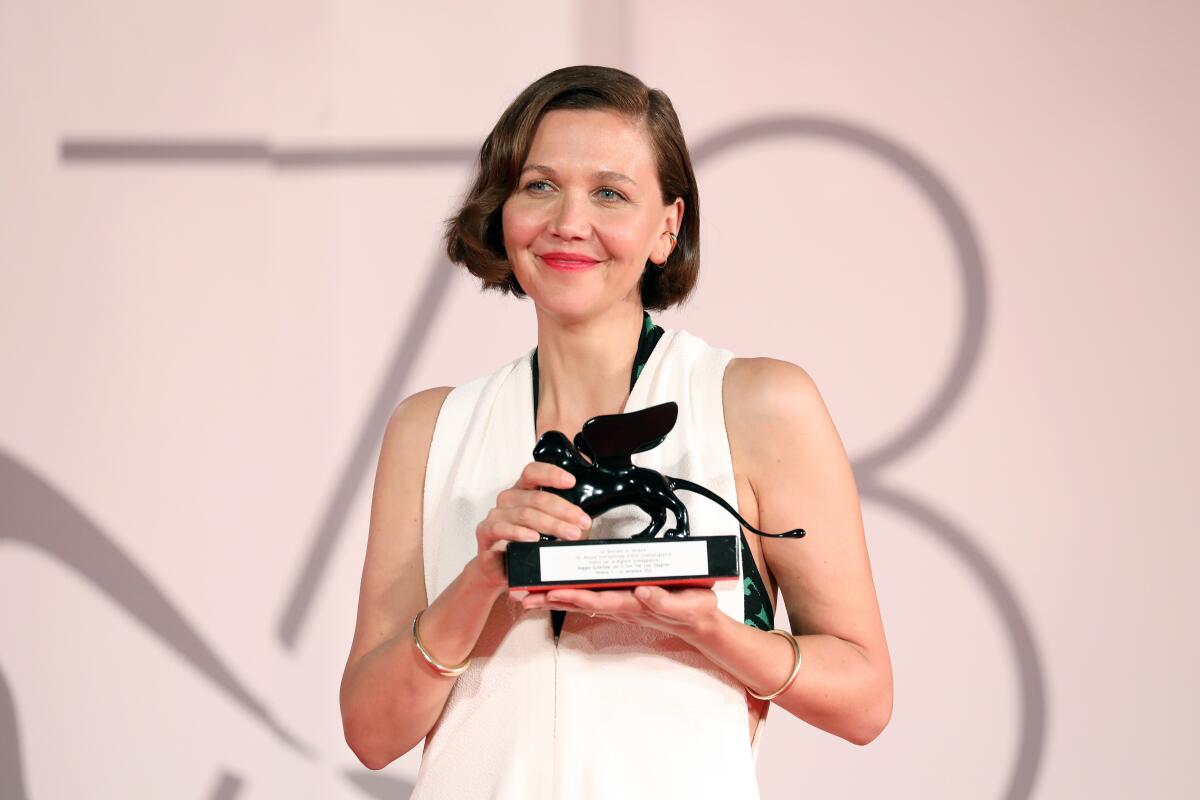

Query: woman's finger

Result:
[518,586,715,630]
[633,585,669,611]
[635,585,721,628]
[478,519,543,550]
[506,506,584,540]
[514,461,576,491]
[498,489,591,531]
[521,593,587,613]
[545,588,641,615]
[519,592,549,610]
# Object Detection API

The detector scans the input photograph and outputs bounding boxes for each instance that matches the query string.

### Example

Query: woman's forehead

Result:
[524,108,655,177]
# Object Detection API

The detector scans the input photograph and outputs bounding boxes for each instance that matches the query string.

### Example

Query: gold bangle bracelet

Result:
[746,628,802,701]
[411,608,471,678]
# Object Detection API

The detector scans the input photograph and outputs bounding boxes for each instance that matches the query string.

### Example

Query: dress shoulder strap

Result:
[421,351,533,602]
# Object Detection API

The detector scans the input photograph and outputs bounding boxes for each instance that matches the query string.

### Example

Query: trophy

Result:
[505,402,807,591]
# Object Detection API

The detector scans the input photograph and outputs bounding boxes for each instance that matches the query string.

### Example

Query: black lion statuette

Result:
[532,402,806,541]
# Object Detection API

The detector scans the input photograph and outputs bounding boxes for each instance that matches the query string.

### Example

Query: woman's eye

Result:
[597,188,625,202]
[525,180,553,193]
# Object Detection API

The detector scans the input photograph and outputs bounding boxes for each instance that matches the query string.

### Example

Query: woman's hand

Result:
[513,584,722,642]
[474,461,593,593]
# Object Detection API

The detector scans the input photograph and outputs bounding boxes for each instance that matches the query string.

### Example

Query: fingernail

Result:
[578,515,591,529]
[510,590,529,601]
[566,526,583,539]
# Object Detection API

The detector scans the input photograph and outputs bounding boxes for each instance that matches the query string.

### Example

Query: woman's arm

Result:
[518,357,892,745]
[340,387,590,769]
[340,386,500,769]
[720,356,893,744]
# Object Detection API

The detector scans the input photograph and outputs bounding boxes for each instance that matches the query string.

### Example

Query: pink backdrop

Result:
[2,1,1197,797]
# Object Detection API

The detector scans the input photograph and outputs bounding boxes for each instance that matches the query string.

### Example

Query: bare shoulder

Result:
[725,355,819,403]
[723,356,827,446]
[373,384,454,541]
[722,355,851,503]
[345,385,453,668]
[725,356,885,656]
[384,385,455,445]
[369,384,456,569]
[371,385,456,512]
[373,385,455,522]
[723,355,846,518]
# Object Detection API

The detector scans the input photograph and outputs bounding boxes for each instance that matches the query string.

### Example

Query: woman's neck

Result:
[535,304,645,436]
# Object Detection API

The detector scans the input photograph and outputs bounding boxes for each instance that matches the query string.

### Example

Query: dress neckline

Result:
[530,311,665,426]
[529,311,664,639]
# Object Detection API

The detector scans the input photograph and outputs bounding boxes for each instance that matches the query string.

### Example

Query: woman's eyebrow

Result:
[596,170,638,187]
[519,164,638,186]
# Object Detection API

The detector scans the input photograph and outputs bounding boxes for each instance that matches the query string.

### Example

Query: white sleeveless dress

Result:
[413,328,764,800]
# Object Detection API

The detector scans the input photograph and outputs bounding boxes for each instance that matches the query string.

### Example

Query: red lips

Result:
[538,252,600,272]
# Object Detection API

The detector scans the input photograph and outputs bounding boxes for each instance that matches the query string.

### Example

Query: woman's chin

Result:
[533,296,601,322]
[521,273,642,323]
[528,289,617,323]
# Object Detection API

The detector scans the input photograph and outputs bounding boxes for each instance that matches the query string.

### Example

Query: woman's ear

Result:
[655,197,685,264]
[670,197,685,232]
[666,197,684,240]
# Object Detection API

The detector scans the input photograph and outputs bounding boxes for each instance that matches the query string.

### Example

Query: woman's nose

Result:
[547,192,591,240]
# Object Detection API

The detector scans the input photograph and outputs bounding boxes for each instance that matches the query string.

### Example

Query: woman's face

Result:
[502,108,683,322]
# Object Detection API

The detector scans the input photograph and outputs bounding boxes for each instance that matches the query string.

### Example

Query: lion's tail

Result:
[667,477,806,539]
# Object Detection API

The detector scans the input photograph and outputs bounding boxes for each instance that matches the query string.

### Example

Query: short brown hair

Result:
[444,65,700,310]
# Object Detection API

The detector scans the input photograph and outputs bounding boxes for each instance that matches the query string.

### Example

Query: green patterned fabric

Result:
[741,548,775,631]
[532,312,774,633]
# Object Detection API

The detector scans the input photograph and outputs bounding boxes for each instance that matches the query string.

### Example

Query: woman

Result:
[340,65,892,798]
